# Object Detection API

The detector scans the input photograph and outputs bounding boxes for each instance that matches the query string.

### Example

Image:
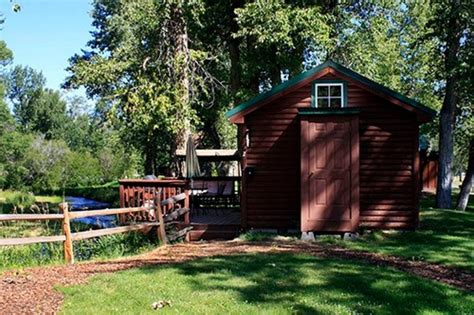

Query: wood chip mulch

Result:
[1,240,472,314]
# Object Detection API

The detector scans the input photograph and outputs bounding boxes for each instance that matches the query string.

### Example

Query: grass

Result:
[0,189,63,214]
[318,193,474,272]
[35,195,63,203]
[59,253,474,315]
[0,219,159,272]
[0,185,159,272]
[0,189,62,203]
[39,182,120,206]
[0,230,157,272]
[240,193,474,272]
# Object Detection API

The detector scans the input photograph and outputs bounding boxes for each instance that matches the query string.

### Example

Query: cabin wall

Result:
[241,73,419,230]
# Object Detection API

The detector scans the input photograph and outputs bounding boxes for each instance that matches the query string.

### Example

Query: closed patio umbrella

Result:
[185,134,200,216]
[185,134,201,179]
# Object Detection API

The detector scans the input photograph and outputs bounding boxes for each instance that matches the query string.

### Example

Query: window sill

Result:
[298,108,361,116]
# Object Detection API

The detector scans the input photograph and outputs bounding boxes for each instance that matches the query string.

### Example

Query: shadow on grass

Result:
[127,253,472,314]
[317,193,474,272]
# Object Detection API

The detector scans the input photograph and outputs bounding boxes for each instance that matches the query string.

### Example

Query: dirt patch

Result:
[1,240,472,314]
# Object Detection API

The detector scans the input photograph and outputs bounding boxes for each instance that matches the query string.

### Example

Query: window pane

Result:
[318,98,329,108]
[330,85,342,97]
[330,98,342,108]
[317,86,329,97]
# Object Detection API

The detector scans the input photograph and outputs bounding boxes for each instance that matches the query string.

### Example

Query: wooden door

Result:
[300,116,359,232]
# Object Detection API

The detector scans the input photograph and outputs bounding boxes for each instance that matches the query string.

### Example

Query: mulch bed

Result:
[1,240,472,314]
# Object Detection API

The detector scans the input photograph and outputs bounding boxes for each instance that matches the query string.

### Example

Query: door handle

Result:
[309,172,314,177]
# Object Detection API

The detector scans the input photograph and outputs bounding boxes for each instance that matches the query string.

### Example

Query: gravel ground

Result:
[1,240,472,314]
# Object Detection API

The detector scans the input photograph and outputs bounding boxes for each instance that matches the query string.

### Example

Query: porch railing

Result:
[119,178,190,223]
[189,176,241,210]
[119,177,241,213]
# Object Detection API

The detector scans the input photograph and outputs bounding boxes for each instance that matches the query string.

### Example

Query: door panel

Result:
[301,116,359,232]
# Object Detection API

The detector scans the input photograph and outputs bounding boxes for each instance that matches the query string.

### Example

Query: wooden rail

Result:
[0,213,64,221]
[0,182,191,264]
[69,206,152,219]
[0,235,66,246]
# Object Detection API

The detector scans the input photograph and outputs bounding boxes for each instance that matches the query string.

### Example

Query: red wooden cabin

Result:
[226,60,435,232]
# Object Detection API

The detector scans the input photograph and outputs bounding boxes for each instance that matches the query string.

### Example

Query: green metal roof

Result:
[226,60,436,120]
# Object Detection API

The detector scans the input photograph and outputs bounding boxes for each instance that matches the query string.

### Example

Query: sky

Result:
[0,0,93,97]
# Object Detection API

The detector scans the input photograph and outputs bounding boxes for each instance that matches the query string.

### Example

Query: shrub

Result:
[4,191,36,213]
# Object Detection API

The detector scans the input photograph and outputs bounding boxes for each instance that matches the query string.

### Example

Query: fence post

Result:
[154,196,168,245]
[60,202,74,264]
[184,188,190,242]
[119,184,125,223]
[184,189,190,225]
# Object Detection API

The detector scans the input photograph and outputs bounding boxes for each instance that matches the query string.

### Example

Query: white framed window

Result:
[314,83,345,108]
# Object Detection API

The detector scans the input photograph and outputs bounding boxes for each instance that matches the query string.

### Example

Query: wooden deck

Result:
[118,178,242,241]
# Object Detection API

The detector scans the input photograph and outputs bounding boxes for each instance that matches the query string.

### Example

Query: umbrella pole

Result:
[190,178,194,217]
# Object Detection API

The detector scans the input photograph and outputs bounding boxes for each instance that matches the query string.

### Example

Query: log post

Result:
[60,203,74,264]
[184,188,190,242]
[184,189,190,225]
[119,184,125,223]
[154,196,168,245]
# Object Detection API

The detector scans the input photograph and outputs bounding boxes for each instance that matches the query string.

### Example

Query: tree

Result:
[65,0,218,175]
[191,0,335,152]
[0,41,13,66]
[233,0,333,92]
[5,66,68,138]
[22,136,70,191]
[0,40,14,133]
[6,65,46,129]
[454,30,474,211]
[431,0,469,208]
[33,89,68,139]
[0,131,33,189]
[0,90,14,134]
[456,139,473,210]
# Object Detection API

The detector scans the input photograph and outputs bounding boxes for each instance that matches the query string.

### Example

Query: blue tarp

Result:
[66,196,116,228]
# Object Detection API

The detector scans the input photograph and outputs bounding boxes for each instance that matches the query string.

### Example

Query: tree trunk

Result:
[436,90,456,208]
[269,45,281,86]
[246,36,260,94]
[144,130,157,175]
[171,4,191,149]
[166,4,192,176]
[456,139,474,210]
[435,0,461,209]
[228,0,244,104]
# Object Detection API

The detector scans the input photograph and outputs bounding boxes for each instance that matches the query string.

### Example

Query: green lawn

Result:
[59,253,473,315]
[0,189,63,214]
[0,189,62,203]
[0,227,157,272]
[319,194,474,272]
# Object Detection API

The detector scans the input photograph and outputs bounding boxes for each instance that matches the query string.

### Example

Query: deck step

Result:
[188,224,241,241]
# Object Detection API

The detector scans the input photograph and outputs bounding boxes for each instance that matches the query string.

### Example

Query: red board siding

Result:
[242,73,419,230]
[421,152,438,192]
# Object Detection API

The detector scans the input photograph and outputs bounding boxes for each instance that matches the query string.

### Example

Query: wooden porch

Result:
[119,177,242,241]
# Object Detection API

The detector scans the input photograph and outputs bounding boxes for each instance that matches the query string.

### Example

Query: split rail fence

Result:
[0,182,191,264]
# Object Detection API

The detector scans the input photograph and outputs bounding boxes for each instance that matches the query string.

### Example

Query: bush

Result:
[61,150,102,188]
[65,186,119,205]
[4,191,36,213]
